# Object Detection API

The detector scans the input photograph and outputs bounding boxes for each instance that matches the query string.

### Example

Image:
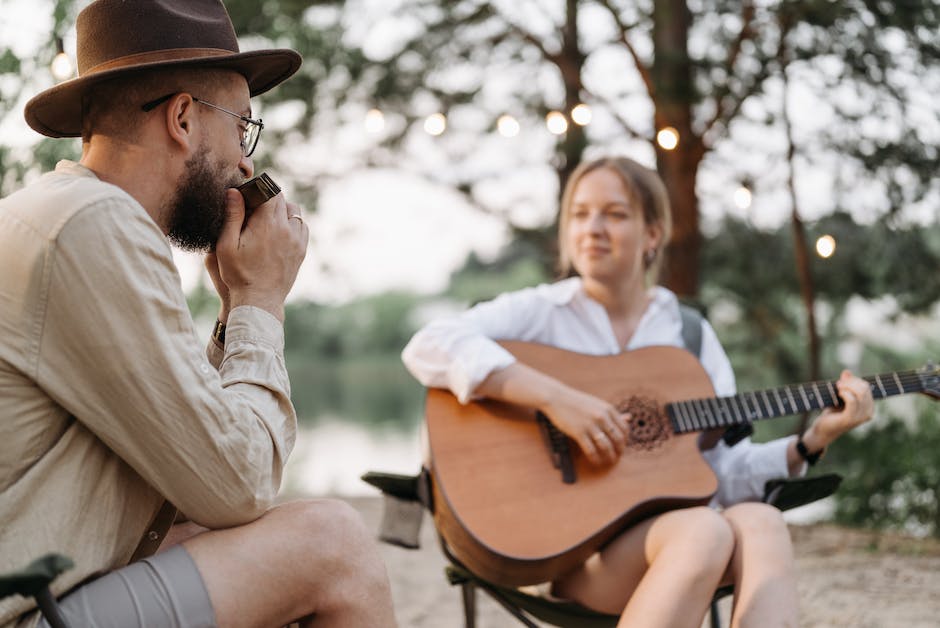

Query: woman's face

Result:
[564,167,661,286]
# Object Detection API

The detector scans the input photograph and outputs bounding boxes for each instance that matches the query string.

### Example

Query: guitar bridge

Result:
[536,411,576,484]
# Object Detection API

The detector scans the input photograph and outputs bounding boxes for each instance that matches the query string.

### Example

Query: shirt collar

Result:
[54,160,99,179]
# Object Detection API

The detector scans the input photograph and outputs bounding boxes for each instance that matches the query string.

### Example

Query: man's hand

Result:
[213,188,308,322]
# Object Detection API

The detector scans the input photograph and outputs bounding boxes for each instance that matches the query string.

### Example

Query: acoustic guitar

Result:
[425,341,939,587]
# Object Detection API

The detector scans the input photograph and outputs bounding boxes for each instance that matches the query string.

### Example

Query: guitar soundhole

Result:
[616,396,669,451]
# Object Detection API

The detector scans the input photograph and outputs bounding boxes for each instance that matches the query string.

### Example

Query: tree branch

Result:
[595,0,654,97]
[702,1,762,138]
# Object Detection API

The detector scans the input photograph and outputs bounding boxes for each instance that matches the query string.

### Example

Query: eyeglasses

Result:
[141,93,264,158]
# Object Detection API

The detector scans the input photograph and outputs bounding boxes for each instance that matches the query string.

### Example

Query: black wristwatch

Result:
[212,319,226,345]
[796,436,824,466]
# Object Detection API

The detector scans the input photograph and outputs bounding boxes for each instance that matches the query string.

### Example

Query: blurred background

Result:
[2,0,938,538]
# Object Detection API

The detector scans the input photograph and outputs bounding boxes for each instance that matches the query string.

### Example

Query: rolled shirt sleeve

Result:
[36,194,295,528]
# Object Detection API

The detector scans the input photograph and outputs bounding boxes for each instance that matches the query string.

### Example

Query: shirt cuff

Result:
[224,305,285,353]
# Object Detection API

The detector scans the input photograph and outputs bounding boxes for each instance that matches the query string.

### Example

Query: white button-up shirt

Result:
[402,277,795,507]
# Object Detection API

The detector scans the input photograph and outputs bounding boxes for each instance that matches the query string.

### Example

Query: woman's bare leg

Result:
[722,502,798,628]
[553,506,735,628]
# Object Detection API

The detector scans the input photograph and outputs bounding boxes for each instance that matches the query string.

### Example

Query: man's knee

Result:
[271,498,372,551]
[270,499,387,578]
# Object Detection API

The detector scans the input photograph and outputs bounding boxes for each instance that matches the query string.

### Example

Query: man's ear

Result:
[163,93,198,153]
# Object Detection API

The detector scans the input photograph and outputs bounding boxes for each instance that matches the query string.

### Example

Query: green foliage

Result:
[826,403,940,538]
[447,245,552,305]
[282,292,426,426]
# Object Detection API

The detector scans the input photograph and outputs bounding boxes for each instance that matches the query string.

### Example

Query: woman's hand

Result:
[788,370,874,474]
[476,362,629,466]
[543,384,630,466]
[807,370,875,447]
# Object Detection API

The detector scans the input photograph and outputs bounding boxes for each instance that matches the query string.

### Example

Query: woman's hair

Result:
[557,156,673,284]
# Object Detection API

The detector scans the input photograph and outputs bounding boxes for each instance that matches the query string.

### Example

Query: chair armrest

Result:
[763,473,843,512]
[0,553,73,600]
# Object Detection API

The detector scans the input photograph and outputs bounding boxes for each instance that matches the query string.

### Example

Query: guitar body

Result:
[427,341,721,588]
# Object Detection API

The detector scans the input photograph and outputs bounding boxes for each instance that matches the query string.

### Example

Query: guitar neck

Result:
[668,369,927,434]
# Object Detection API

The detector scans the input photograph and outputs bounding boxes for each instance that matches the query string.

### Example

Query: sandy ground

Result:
[344,497,940,628]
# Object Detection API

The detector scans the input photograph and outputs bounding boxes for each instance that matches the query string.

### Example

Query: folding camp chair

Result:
[0,553,73,628]
[362,469,842,628]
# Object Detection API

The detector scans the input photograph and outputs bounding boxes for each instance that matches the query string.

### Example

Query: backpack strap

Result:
[678,303,703,359]
[678,302,753,447]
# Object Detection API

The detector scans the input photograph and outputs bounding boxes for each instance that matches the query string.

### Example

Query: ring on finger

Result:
[288,214,304,223]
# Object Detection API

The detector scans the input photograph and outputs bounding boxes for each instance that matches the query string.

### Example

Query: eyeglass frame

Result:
[141,93,264,158]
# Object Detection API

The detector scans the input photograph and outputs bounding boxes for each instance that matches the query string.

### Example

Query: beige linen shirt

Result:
[0,161,296,625]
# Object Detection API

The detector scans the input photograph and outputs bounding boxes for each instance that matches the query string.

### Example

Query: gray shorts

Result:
[38,545,216,628]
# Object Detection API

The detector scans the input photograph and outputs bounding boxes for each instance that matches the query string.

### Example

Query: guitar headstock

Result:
[920,361,940,400]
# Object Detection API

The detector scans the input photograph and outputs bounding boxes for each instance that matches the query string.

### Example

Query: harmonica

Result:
[237,173,281,210]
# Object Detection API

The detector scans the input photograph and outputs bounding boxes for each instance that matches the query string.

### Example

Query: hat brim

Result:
[24,49,302,138]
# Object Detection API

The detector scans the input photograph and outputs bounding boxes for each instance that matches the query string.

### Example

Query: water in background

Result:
[282,418,424,496]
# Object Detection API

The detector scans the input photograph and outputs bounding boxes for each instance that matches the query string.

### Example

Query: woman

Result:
[402,156,874,627]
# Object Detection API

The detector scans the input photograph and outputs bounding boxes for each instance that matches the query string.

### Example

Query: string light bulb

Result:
[364,108,385,134]
[570,103,592,126]
[497,115,520,138]
[733,185,752,210]
[51,36,73,81]
[546,111,568,135]
[656,126,679,150]
[815,235,836,258]
[424,113,446,136]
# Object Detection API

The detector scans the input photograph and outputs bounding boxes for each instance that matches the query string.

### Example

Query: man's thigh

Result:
[39,545,215,628]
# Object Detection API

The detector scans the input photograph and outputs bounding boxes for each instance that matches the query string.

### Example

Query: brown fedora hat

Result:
[25,0,302,138]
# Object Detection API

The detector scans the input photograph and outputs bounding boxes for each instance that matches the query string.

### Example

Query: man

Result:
[0,1,396,626]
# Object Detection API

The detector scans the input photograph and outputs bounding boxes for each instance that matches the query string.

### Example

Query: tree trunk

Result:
[651,0,703,298]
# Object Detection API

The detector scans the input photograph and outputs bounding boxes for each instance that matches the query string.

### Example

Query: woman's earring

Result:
[643,249,656,267]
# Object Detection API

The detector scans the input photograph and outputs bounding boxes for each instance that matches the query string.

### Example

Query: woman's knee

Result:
[652,507,735,571]
[723,502,791,544]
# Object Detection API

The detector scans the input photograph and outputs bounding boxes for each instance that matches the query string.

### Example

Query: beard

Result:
[165,147,242,252]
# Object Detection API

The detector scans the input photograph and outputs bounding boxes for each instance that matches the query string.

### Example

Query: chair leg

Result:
[709,598,722,628]
[461,581,477,628]
[35,587,70,628]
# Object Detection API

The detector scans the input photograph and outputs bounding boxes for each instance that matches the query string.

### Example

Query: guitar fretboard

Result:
[667,370,928,434]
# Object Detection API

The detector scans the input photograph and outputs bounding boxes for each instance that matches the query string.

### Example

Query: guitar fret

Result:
[797,385,811,412]
[874,374,887,399]
[689,400,704,429]
[760,390,774,417]
[784,386,798,414]
[892,372,905,394]
[685,401,702,431]
[677,401,694,432]
[697,399,716,428]
[773,388,786,414]
[738,394,752,421]
[747,392,764,419]
[729,396,744,425]
[810,382,824,408]
[705,399,721,428]
[825,380,839,405]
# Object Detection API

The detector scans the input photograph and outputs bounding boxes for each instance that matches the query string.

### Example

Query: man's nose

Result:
[239,154,254,180]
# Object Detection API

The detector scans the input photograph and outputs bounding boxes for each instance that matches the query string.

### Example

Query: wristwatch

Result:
[212,319,226,345]
[796,436,824,466]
